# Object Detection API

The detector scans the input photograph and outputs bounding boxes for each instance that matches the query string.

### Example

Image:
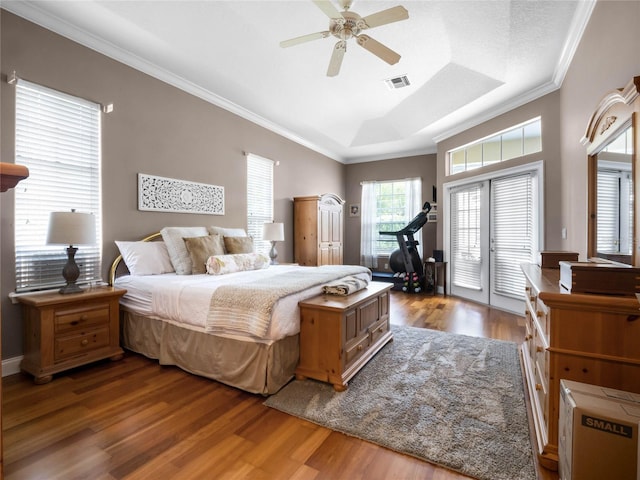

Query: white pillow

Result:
[207,227,247,253]
[160,226,209,275]
[207,226,247,237]
[115,241,175,276]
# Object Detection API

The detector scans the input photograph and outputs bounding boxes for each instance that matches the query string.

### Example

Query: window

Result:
[490,173,536,299]
[360,178,421,267]
[597,165,632,254]
[450,184,482,290]
[448,118,542,175]
[246,153,274,256]
[14,80,102,292]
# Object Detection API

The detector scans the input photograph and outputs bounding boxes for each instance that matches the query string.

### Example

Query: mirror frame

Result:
[583,76,640,266]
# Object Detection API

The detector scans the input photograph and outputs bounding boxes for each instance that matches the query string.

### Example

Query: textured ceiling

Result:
[3,0,596,163]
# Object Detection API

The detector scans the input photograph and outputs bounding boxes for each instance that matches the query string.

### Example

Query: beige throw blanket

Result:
[321,275,369,296]
[206,265,371,337]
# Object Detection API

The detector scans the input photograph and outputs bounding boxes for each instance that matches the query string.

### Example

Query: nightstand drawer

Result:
[55,326,110,361]
[54,304,110,334]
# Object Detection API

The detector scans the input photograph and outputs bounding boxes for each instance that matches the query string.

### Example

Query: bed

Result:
[109,227,371,395]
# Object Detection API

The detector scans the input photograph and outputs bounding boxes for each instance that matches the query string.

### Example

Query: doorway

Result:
[444,162,543,313]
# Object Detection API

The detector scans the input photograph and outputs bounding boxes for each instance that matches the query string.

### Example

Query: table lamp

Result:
[262,222,284,264]
[46,210,96,294]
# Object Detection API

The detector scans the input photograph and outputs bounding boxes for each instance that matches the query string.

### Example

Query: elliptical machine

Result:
[379,201,431,293]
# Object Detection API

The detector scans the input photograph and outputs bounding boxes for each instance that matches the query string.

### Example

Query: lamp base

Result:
[59,282,83,295]
[59,245,84,295]
[269,241,279,265]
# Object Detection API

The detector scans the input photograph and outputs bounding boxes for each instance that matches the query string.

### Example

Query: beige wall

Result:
[0,11,344,358]
[344,154,437,268]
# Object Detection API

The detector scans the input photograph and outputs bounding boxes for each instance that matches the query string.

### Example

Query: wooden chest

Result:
[296,282,393,391]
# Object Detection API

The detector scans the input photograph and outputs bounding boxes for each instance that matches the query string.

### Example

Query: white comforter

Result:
[115,264,371,342]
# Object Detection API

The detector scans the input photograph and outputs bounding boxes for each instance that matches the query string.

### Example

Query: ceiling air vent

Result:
[384,75,410,90]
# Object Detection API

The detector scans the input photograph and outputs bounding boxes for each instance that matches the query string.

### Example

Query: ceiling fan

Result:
[280,0,409,77]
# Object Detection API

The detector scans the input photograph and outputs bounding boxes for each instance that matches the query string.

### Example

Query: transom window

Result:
[448,118,542,175]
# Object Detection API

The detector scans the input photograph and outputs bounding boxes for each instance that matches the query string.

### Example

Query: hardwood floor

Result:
[3,291,558,480]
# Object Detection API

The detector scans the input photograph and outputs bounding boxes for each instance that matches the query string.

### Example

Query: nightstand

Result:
[17,286,126,384]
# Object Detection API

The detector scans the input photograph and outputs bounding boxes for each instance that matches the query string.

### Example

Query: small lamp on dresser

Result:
[262,222,284,264]
[46,209,96,294]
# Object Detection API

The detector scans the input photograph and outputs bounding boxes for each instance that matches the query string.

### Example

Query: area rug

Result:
[264,325,536,480]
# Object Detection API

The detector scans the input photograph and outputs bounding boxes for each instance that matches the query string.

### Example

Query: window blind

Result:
[14,80,102,292]
[597,170,621,253]
[246,154,274,256]
[450,184,482,290]
[596,168,632,254]
[490,173,534,300]
[373,178,421,256]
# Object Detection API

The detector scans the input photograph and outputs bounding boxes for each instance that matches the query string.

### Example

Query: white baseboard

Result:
[2,356,23,377]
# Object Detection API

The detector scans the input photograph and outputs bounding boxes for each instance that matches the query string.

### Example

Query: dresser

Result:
[17,286,126,384]
[293,193,344,266]
[296,282,393,391]
[521,264,640,470]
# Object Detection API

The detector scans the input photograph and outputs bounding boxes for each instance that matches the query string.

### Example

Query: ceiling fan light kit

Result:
[280,0,409,77]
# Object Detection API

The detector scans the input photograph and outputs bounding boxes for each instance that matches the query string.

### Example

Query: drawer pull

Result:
[628,315,639,322]
[357,345,363,351]
[536,346,544,353]
[81,339,89,346]
[524,334,532,341]
[377,327,383,333]
[70,320,79,326]
[536,311,543,317]
[535,383,543,391]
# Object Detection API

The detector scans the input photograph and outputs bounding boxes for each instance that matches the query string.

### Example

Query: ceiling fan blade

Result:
[361,5,409,29]
[327,40,347,77]
[313,0,344,21]
[356,34,401,65]
[280,31,331,48]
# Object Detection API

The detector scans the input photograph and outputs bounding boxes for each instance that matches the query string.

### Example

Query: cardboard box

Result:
[559,380,640,480]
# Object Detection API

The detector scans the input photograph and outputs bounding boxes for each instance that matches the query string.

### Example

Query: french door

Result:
[446,163,542,313]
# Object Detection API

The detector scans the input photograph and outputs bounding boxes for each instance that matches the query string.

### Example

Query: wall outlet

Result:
[561,227,567,239]
[384,263,389,270]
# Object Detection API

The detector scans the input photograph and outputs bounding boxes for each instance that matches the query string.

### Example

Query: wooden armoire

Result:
[294,193,344,266]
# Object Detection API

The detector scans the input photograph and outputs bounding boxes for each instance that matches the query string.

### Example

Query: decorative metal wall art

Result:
[138,173,224,215]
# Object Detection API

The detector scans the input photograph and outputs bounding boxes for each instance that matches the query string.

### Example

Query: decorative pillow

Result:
[115,240,175,276]
[207,226,247,238]
[206,253,270,275]
[183,234,225,274]
[160,226,209,275]
[224,236,254,254]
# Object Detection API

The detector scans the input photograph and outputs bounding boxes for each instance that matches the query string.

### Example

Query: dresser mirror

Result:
[584,77,640,266]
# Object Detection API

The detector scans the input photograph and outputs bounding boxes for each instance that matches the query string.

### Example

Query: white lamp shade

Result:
[47,211,96,246]
[262,222,284,241]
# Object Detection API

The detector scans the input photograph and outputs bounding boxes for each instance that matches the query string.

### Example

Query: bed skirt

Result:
[120,310,299,395]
